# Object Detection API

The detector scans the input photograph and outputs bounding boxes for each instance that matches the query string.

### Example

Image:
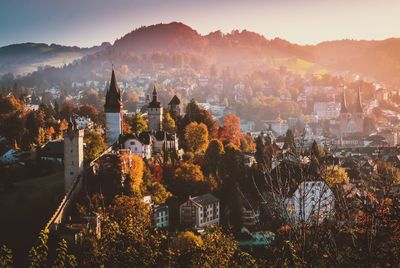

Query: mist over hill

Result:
[2,22,400,86]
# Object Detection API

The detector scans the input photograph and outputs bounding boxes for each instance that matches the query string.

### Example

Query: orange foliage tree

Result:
[218,113,242,147]
[184,122,209,153]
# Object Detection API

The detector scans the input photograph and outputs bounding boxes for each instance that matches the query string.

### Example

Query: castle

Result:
[103,69,180,158]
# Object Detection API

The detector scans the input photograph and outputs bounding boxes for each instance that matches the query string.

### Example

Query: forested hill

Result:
[2,22,400,86]
[0,42,111,76]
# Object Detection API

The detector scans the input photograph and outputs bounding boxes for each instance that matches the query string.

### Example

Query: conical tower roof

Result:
[104,69,123,113]
[149,85,161,108]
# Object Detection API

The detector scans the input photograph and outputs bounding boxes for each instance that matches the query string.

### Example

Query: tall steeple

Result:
[104,68,123,113]
[355,87,363,113]
[104,68,123,145]
[340,86,348,114]
[149,85,161,108]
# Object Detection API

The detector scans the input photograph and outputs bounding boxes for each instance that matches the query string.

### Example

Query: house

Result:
[119,133,152,159]
[180,193,220,228]
[153,205,169,228]
[286,181,334,224]
[0,148,16,164]
[153,131,179,153]
[142,195,169,228]
[40,139,64,163]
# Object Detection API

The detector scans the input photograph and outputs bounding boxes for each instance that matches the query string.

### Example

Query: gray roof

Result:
[191,193,219,206]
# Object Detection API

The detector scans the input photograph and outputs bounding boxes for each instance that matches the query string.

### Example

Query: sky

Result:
[0,0,399,47]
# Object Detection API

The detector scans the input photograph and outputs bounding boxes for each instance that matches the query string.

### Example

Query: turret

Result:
[63,117,84,193]
[148,85,163,131]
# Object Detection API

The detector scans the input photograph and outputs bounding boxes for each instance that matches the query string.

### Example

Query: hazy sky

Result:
[1,0,399,47]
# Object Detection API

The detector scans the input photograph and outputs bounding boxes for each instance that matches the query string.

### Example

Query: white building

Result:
[180,194,220,228]
[286,181,334,224]
[120,133,152,159]
[313,102,341,120]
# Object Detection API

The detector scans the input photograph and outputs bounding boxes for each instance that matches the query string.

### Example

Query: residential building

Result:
[286,181,334,224]
[180,194,220,228]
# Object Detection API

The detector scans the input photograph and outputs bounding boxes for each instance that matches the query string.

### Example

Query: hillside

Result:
[0,42,111,76]
[2,22,400,86]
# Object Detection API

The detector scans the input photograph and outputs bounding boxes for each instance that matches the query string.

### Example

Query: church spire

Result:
[355,87,363,113]
[104,68,123,113]
[152,85,158,101]
[340,86,348,114]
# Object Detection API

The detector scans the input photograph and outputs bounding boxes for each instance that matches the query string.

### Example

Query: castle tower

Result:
[63,118,84,193]
[104,69,123,145]
[148,85,163,131]
[168,94,181,117]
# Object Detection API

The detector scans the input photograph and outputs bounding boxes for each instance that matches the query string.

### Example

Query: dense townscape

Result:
[0,22,400,267]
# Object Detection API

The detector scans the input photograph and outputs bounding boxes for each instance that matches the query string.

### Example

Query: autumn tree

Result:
[148,182,172,204]
[163,111,176,132]
[202,139,225,176]
[218,113,242,147]
[83,130,107,162]
[240,133,256,153]
[127,154,144,195]
[170,228,239,268]
[184,122,209,153]
[376,161,400,185]
[323,165,349,187]
[129,112,148,135]
[80,195,164,267]
[180,99,217,138]
[170,163,206,199]
[77,104,99,122]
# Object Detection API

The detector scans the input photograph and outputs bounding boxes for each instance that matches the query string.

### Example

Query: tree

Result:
[323,165,349,187]
[29,228,77,268]
[59,100,77,120]
[310,140,325,160]
[128,154,144,195]
[129,112,148,135]
[163,111,176,132]
[184,122,209,153]
[202,139,225,176]
[77,104,99,122]
[170,228,239,268]
[0,245,13,268]
[218,113,242,146]
[148,182,172,204]
[240,133,255,153]
[80,195,164,267]
[181,99,217,138]
[376,161,400,185]
[255,135,265,167]
[25,110,45,143]
[171,163,206,198]
[83,130,107,162]
[283,129,296,152]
